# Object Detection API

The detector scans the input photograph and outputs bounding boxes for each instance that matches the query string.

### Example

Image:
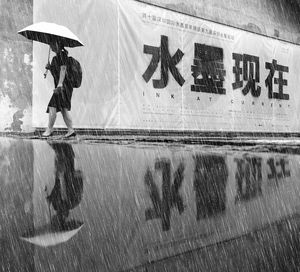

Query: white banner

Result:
[33,0,300,132]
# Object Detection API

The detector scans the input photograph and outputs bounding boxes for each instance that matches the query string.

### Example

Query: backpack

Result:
[67,56,82,88]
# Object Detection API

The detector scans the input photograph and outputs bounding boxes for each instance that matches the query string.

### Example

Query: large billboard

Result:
[33,0,300,132]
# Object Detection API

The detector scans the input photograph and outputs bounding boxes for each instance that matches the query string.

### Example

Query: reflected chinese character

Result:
[267,157,291,185]
[193,154,228,220]
[144,159,185,231]
[234,155,262,203]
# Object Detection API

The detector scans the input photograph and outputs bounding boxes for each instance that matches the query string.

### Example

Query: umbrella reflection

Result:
[21,143,84,247]
[20,218,83,248]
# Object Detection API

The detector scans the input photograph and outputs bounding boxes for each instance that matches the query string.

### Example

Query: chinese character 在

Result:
[265,59,289,100]
[191,44,226,94]
[232,53,261,97]
[142,35,185,88]
[144,159,185,231]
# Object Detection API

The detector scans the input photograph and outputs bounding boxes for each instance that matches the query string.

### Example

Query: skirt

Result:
[47,87,73,113]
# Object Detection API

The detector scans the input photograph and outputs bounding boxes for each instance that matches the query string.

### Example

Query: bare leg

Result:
[61,108,75,137]
[42,107,56,136]
[61,108,73,131]
[48,107,57,129]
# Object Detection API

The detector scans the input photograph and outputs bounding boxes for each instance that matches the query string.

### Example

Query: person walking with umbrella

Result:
[18,22,83,137]
[43,41,76,137]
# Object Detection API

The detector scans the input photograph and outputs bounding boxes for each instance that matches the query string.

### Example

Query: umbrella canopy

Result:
[18,22,84,47]
[20,219,83,247]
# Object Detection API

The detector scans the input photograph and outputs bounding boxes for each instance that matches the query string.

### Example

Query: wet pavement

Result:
[0,136,300,271]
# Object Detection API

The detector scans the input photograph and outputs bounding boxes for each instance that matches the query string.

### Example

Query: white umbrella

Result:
[18,22,84,47]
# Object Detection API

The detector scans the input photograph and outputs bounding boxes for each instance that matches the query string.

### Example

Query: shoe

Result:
[42,129,53,137]
[64,130,76,138]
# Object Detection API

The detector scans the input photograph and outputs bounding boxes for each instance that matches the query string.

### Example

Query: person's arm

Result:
[57,65,67,87]
[58,172,68,201]
[53,65,66,93]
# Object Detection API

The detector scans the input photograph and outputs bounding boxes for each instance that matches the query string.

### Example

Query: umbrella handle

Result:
[44,69,49,79]
[44,46,51,79]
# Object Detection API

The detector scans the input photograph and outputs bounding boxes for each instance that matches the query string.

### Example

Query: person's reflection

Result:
[21,143,84,248]
[46,142,83,227]
[193,154,228,220]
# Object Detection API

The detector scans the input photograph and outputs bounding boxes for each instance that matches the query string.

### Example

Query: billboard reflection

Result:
[24,141,300,270]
